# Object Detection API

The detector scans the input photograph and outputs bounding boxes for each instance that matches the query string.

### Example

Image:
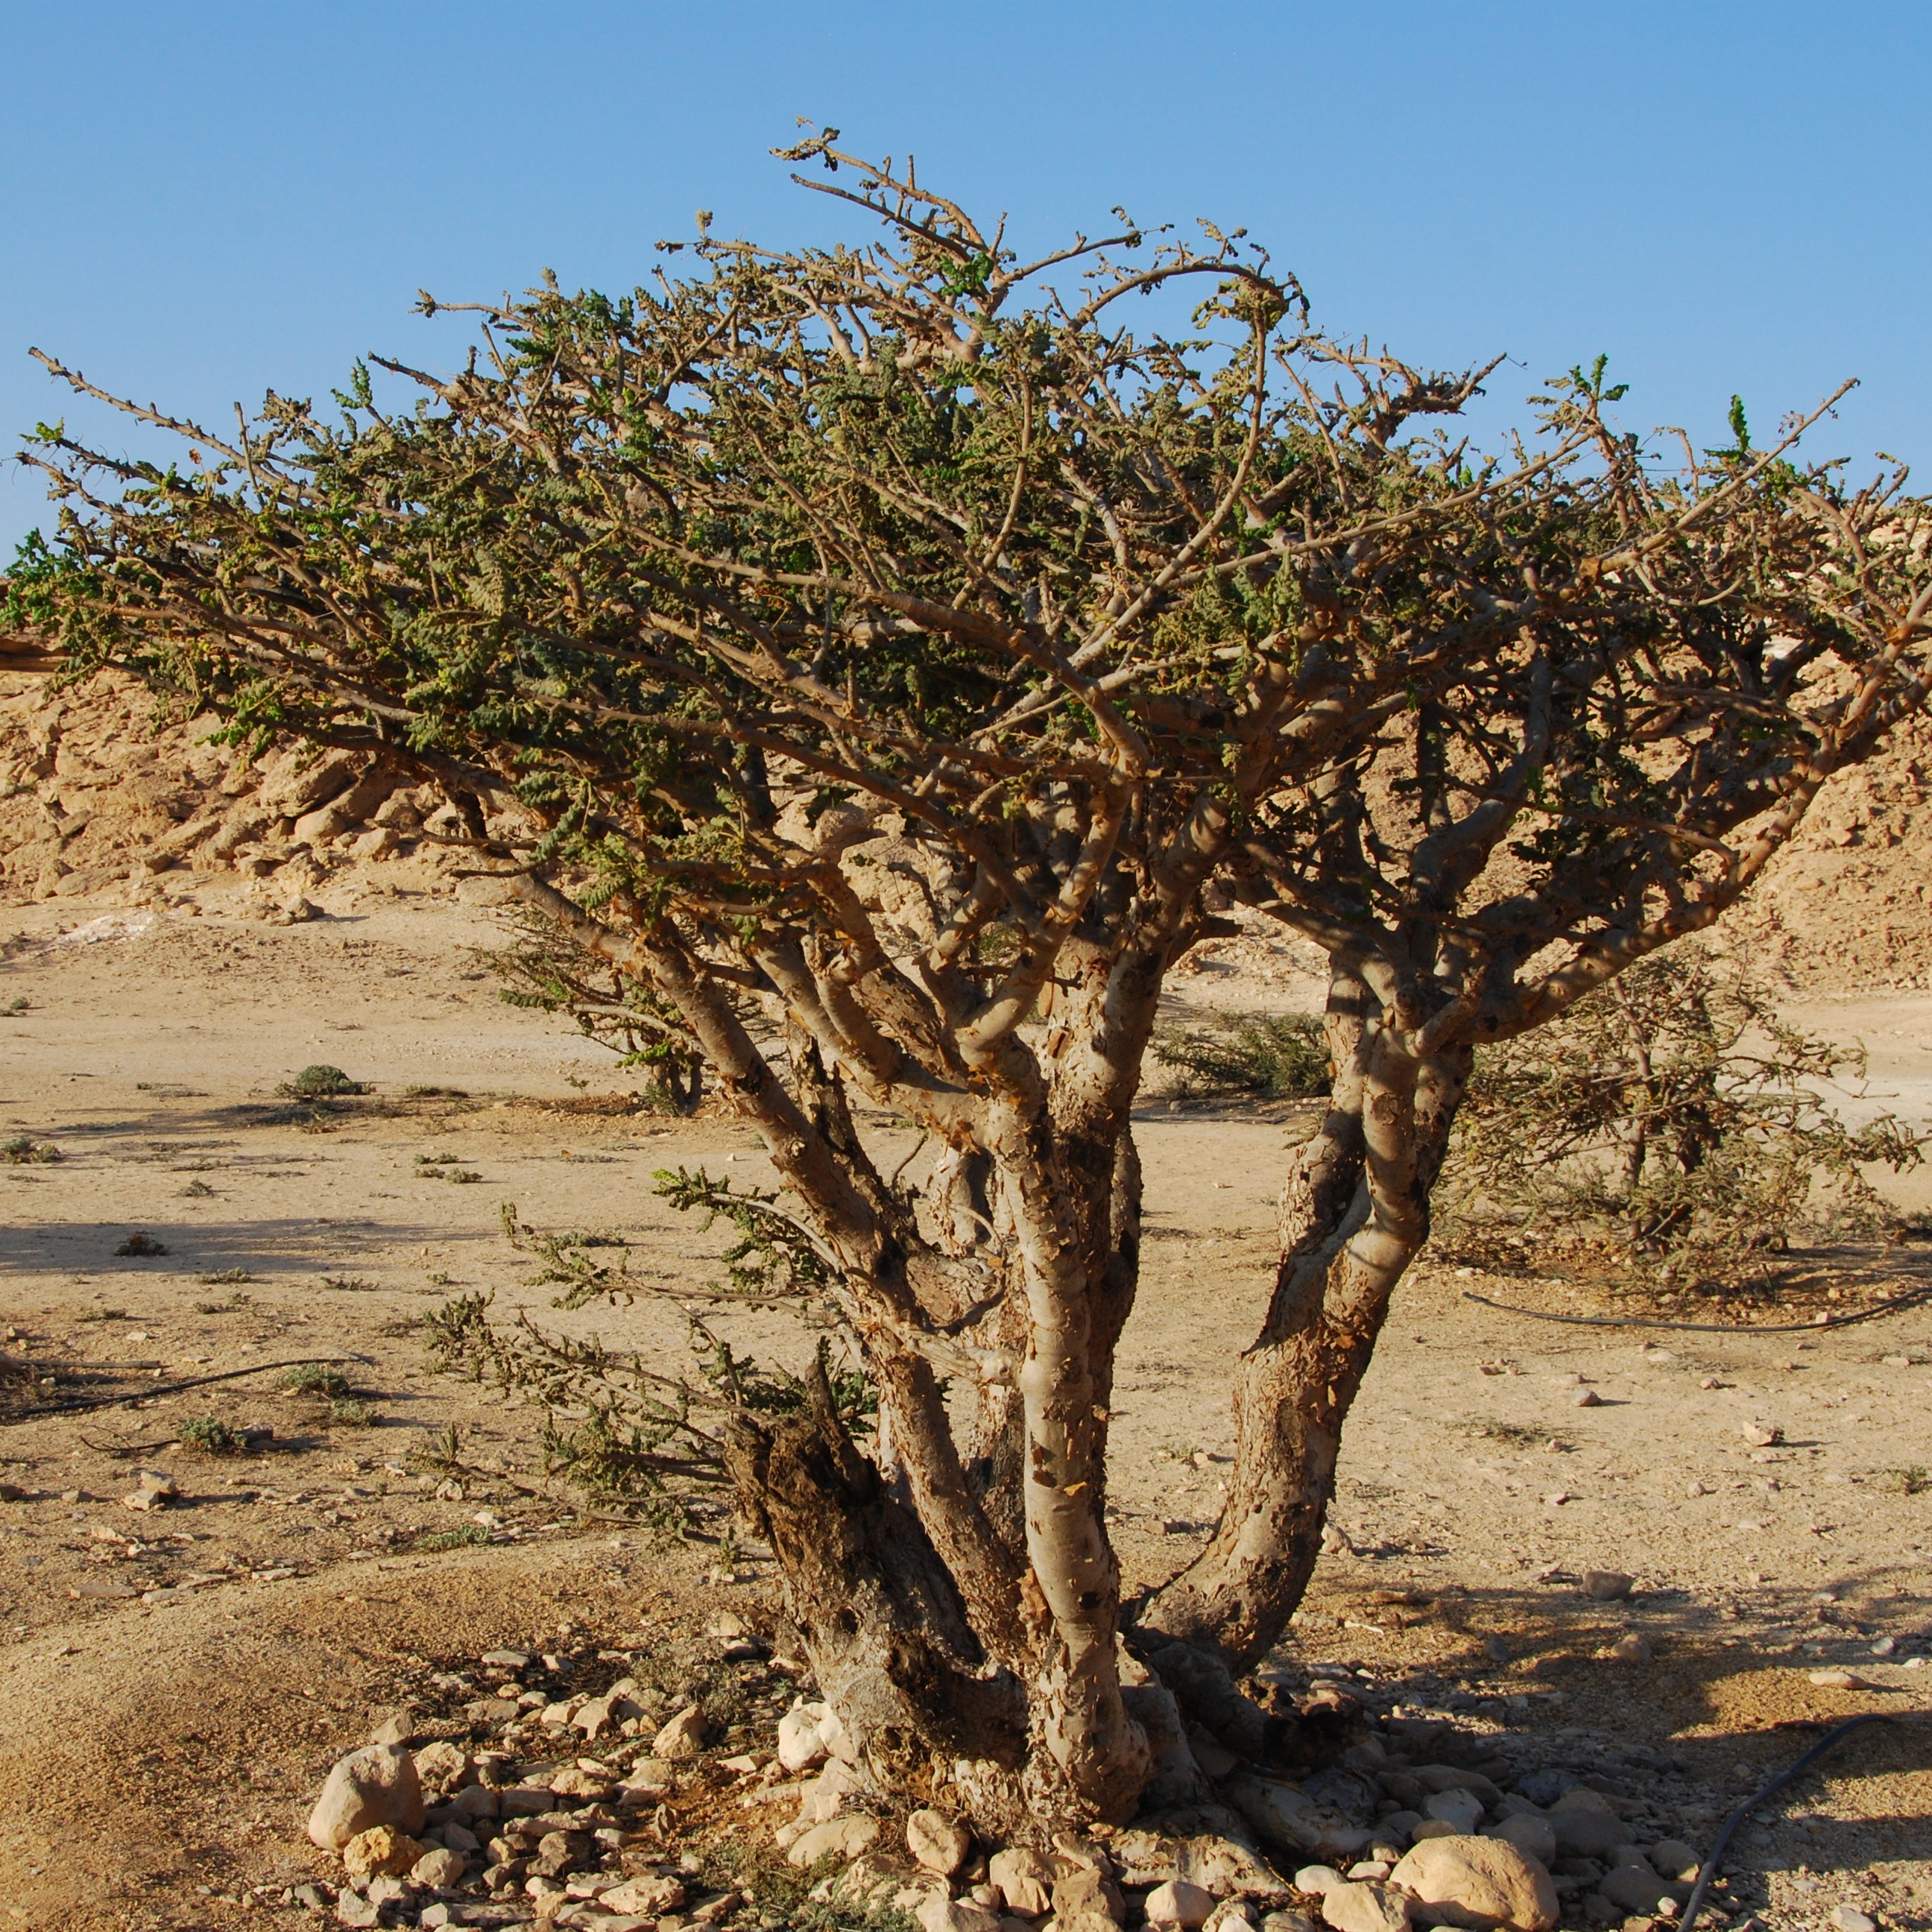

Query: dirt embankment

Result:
[0,670,534,922]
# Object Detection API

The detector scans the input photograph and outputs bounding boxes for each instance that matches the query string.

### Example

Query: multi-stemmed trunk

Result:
[657,932,1468,1838]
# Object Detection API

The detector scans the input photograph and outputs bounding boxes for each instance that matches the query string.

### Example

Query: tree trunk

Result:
[1136,1019,1468,1670]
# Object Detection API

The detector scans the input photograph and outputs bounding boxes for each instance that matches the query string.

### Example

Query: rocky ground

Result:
[0,674,1929,1932]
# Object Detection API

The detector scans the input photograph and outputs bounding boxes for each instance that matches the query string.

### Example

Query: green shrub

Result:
[178,1415,243,1454]
[278,1064,366,1098]
[280,1364,352,1399]
[1154,1009,1331,1100]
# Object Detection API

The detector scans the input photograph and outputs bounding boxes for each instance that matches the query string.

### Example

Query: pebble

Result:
[1582,1570,1632,1601]
[1831,1909,1877,1932]
[1295,1866,1345,1894]
[1423,1790,1484,1835]
[342,1824,425,1881]
[1808,1668,1872,1689]
[787,1813,881,1866]
[307,1744,426,1850]
[1389,1834,1559,1931]
[651,1702,710,1759]
[989,1846,1056,1916]
[479,1649,534,1670]
[1571,1389,1602,1408]
[1740,1423,1783,1448]
[1316,1878,1412,1932]
[1869,1635,1897,1657]
[1603,1634,1652,1663]
[1147,1878,1218,1928]
[907,1807,973,1876]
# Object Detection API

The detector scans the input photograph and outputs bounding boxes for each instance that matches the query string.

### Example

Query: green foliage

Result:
[1437,947,1927,1286]
[2,1136,60,1164]
[486,917,706,1113]
[1154,1008,1331,1100]
[177,1414,244,1454]
[416,1523,492,1551]
[419,1196,874,1520]
[279,1064,365,1098]
[280,1363,352,1398]
[652,1166,845,1313]
[498,1199,632,1307]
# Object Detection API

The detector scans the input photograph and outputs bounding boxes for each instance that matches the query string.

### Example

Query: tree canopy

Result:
[14,131,1932,1827]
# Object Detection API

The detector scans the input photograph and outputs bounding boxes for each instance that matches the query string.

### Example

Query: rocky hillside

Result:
[4,665,1931,985]
[0,669,531,921]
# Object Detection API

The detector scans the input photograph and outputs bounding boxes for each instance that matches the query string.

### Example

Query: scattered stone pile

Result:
[265,1610,1759,1932]
[0,669,532,915]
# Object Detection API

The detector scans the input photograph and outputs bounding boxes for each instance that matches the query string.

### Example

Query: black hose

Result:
[1461,1281,1932,1333]
[1679,1712,1892,1931]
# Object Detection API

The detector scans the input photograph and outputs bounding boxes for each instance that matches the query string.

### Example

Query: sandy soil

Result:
[0,899,1928,1932]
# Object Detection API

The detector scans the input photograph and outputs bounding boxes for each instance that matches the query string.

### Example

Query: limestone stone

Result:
[409,1846,469,1889]
[1598,1863,1688,1916]
[307,1743,427,1850]
[1295,1866,1345,1894]
[908,1808,973,1876]
[341,1825,426,1881]
[1148,1878,1219,1927]
[1423,1790,1485,1835]
[778,1698,833,1772]
[598,1873,689,1914]
[1648,1838,1699,1881]
[411,1741,470,1794]
[1054,1864,1127,1922]
[1177,1834,1290,1901]
[916,1895,1004,1932]
[1481,1815,1556,1866]
[789,1813,883,1866]
[1387,1834,1558,1931]
[1225,1776,1341,1856]
[1319,1881,1412,1932]
[989,1846,1055,1915]
[651,1701,710,1758]
[1546,1807,1628,1860]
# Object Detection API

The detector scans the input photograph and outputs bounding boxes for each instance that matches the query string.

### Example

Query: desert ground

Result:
[0,887,1926,1932]
[0,672,1928,1932]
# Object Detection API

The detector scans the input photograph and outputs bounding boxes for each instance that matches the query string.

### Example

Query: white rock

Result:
[1831,1908,1877,1932]
[1388,1834,1559,1931]
[651,1702,710,1758]
[1296,1866,1345,1895]
[598,1873,687,1914]
[1648,1838,1699,1881]
[1148,1878,1219,1928]
[1481,1815,1556,1866]
[818,1703,859,1764]
[1423,1790,1485,1835]
[306,1744,426,1850]
[907,1808,973,1876]
[989,1846,1056,1916]
[788,1813,882,1866]
[1318,1881,1412,1932]
[409,1846,467,1889]
[778,1699,832,1772]
[916,1896,1004,1932]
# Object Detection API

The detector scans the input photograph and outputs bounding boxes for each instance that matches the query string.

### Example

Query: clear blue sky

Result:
[4,2,1928,554]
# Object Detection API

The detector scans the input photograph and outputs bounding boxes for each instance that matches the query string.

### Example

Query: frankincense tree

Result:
[16,130,1932,1832]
